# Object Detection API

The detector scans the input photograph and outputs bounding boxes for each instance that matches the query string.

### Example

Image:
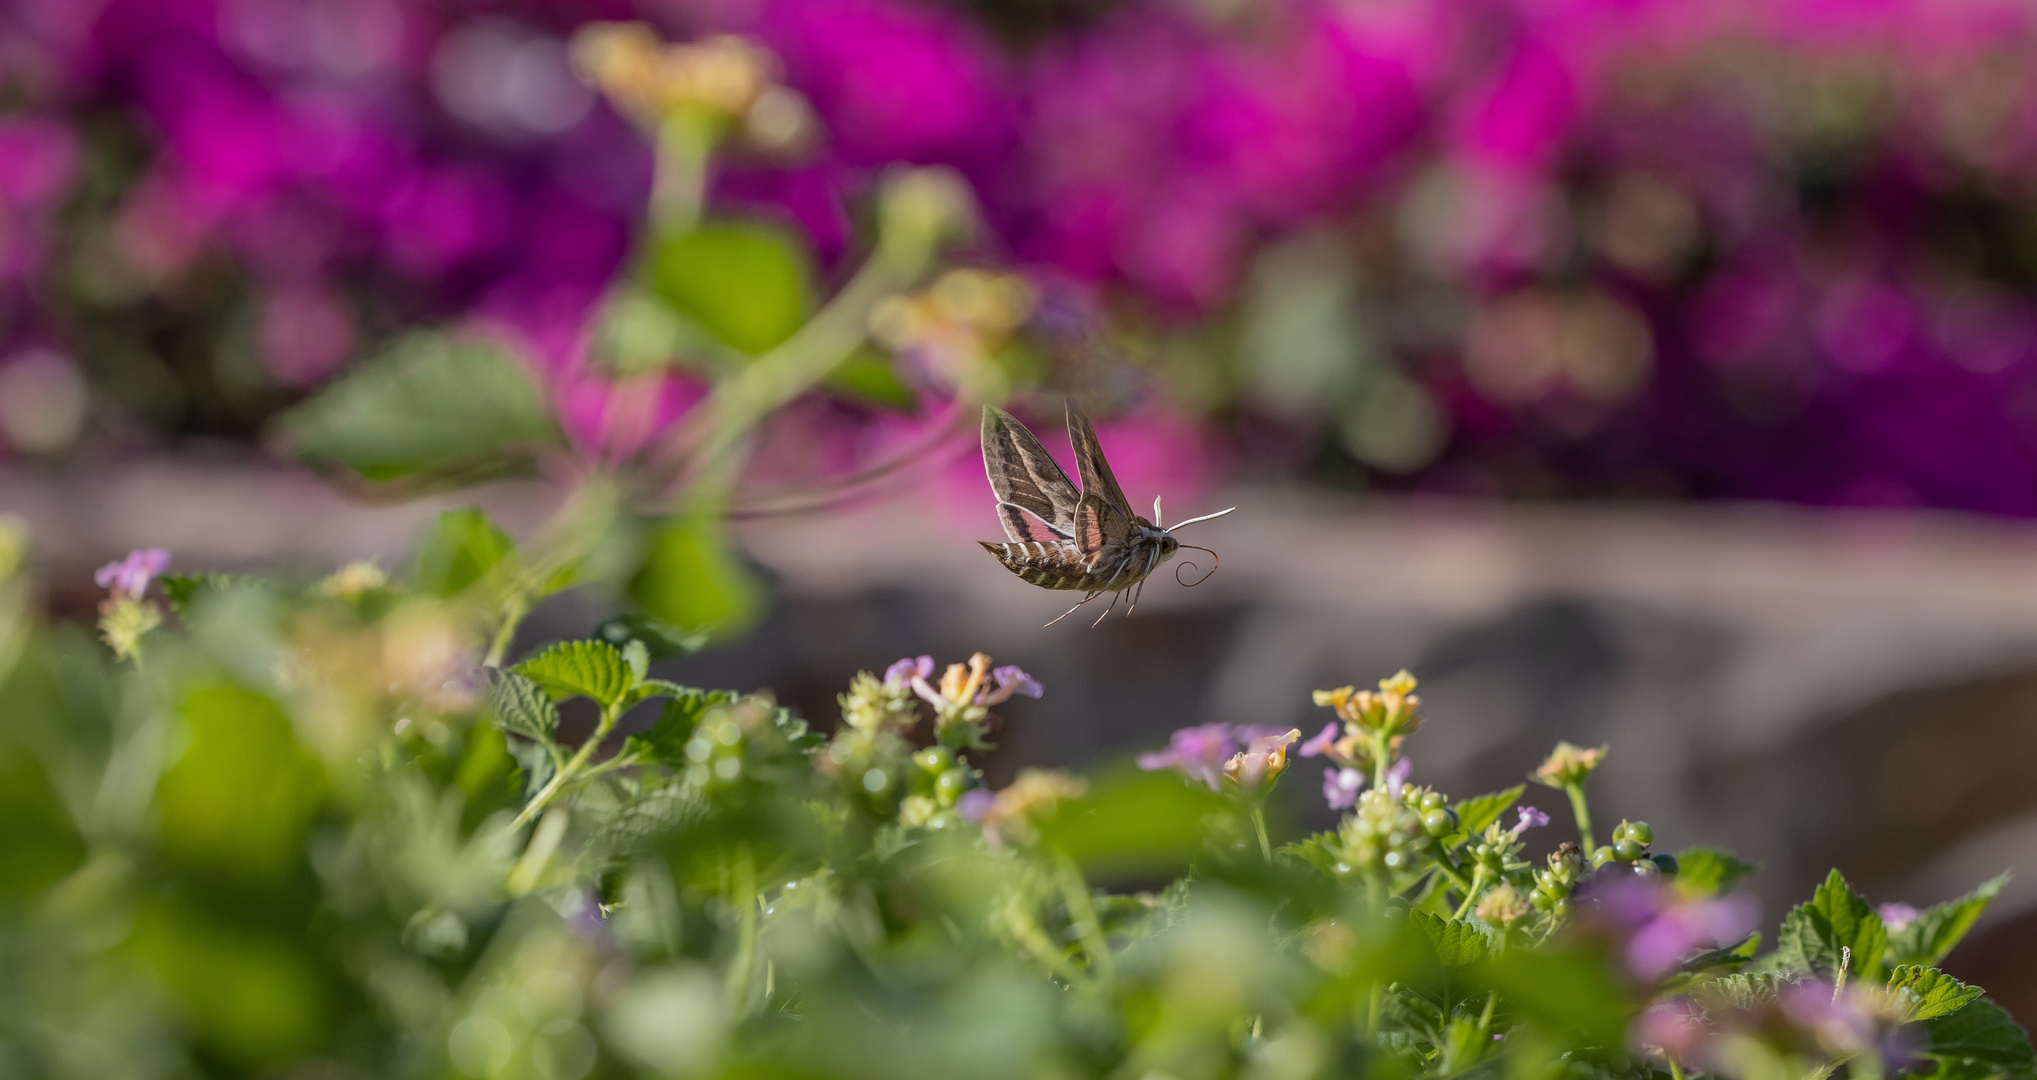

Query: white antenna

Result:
[1164,506,1236,532]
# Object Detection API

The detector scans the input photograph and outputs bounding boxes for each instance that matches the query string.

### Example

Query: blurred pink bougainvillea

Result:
[14,0,2037,513]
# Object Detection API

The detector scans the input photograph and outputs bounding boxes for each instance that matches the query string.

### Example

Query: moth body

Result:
[977,401,1228,624]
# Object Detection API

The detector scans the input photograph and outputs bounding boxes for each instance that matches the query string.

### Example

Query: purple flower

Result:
[955,787,995,822]
[1383,757,1412,793]
[1878,902,1921,932]
[1511,805,1551,835]
[1136,722,1239,790]
[1299,721,1340,758]
[983,664,1042,703]
[94,548,170,597]
[1588,879,1759,980]
[1324,767,1364,811]
[884,654,934,687]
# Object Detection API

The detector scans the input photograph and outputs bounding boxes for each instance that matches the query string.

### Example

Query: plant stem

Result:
[512,702,620,828]
[484,595,527,668]
[1056,857,1115,981]
[1565,782,1596,853]
[1667,1058,1687,1080]
[1250,806,1272,862]
[1452,866,1488,920]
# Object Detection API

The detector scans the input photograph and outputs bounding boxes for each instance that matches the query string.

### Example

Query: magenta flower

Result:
[884,655,934,687]
[987,664,1042,701]
[1878,902,1921,932]
[94,548,170,598]
[1586,878,1759,981]
[1136,722,1239,791]
[1323,767,1364,811]
[1299,721,1340,758]
[1511,806,1551,835]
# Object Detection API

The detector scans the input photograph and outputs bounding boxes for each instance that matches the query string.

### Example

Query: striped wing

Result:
[982,406,1080,541]
[1065,401,1135,552]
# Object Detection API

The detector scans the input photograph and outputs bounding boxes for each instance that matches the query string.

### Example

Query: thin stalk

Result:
[1250,806,1272,862]
[1371,733,1392,791]
[1055,857,1116,980]
[1667,1058,1687,1080]
[726,848,760,1012]
[484,595,527,668]
[512,701,620,828]
[1452,866,1489,921]
[1565,782,1596,853]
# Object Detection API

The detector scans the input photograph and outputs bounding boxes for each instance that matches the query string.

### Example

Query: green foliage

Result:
[1891,966,1986,1021]
[648,221,814,355]
[1776,869,1886,981]
[1673,847,1759,898]
[486,670,559,741]
[825,347,918,409]
[1925,1000,2037,1078]
[5,520,2028,1080]
[1888,872,2011,967]
[278,331,556,480]
[629,509,765,640]
[512,640,636,710]
[415,508,517,597]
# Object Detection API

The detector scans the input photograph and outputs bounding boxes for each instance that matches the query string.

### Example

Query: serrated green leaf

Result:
[513,641,636,709]
[593,614,709,660]
[1927,1000,2037,1073]
[1674,847,1759,899]
[1700,972,1791,1010]
[415,509,516,598]
[1776,869,1886,981]
[1892,966,1986,1021]
[1449,785,1524,839]
[1279,831,1340,874]
[486,670,558,741]
[647,221,813,356]
[1409,909,1491,967]
[278,331,556,480]
[1890,873,2012,968]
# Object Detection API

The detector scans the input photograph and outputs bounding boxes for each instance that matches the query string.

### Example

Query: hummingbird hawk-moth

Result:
[979,401,1235,626]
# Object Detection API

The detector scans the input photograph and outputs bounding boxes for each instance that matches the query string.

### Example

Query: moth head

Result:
[1157,533,1179,558]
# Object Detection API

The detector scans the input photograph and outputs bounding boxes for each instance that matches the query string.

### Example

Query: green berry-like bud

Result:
[1591,845,1617,868]
[1625,820,1653,846]
[1613,838,1646,862]
[1551,898,1569,919]
[1422,808,1458,837]
[933,768,968,804]
[1632,860,1661,880]
[1650,853,1678,876]
[1419,790,1446,812]
[914,746,954,773]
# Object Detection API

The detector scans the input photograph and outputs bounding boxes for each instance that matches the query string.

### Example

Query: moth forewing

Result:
[977,401,1232,625]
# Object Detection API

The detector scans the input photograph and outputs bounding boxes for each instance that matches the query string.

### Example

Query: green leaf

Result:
[513,641,636,709]
[1448,785,1523,839]
[593,614,709,660]
[1891,966,1986,1021]
[1408,909,1491,967]
[486,670,559,741]
[824,348,917,410]
[157,572,265,617]
[1475,950,1627,1046]
[1890,873,2012,968]
[1673,847,1758,899]
[1776,869,1886,981]
[1927,1000,2037,1074]
[1279,831,1339,874]
[1700,972,1790,1010]
[277,331,556,480]
[647,221,813,355]
[414,509,516,598]
[628,511,765,642]
[1036,769,1228,881]
[621,689,736,767]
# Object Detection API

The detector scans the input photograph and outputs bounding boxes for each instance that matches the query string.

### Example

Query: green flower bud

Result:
[914,746,954,773]
[1613,838,1646,862]
[1591,845,1617,868]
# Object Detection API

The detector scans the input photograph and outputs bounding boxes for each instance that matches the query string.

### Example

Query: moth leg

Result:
[1043,591,1103,628]
[1089,589,1122,628]
[1125,548,1160,615]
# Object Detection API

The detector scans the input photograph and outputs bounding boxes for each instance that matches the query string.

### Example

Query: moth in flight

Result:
[979,401,1234,626]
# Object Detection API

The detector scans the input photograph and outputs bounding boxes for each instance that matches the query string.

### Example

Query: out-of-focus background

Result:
[6,0,2037,1014]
